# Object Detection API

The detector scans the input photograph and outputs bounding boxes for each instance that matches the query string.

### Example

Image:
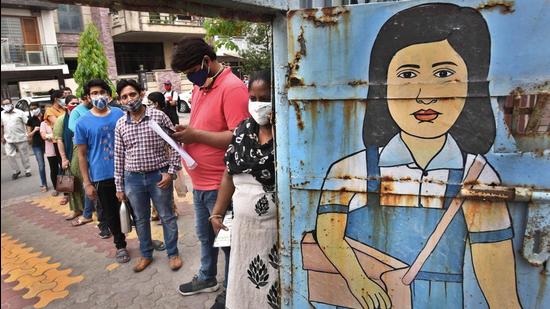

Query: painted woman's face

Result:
[386,40,468,139]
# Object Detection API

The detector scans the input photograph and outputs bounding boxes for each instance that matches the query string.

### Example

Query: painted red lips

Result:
[412,109,442,122]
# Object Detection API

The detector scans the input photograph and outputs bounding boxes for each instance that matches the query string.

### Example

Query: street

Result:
[1,113,225,309]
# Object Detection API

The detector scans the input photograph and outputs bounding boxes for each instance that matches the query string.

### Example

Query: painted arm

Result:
[471,240,521,308]
[210,170,235,235]
[317,213,392,309]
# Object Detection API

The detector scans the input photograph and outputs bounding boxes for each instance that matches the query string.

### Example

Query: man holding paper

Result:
[113,79,182,273]
[170,38,249,309]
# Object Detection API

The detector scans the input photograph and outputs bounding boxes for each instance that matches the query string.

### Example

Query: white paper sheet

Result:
[148,120,197,169]
[213,211,233,248]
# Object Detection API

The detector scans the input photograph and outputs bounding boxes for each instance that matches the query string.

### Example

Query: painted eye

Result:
[434,69,455,78]
[397,71,417,79]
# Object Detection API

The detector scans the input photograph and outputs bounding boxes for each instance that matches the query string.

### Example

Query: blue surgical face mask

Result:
[91,96,108,110]
[186,59,210,87]
[58,98,66,107]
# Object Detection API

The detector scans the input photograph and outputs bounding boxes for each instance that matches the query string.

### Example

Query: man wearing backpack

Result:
[162,80,180,125]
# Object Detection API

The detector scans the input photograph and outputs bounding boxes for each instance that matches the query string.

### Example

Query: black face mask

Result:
[186,59,210,87]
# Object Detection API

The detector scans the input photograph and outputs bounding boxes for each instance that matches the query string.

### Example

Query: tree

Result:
[203,18,271,75]
[73,23,115,97]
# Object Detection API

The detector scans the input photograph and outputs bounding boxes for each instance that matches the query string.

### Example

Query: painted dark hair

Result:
[363,3,494,154]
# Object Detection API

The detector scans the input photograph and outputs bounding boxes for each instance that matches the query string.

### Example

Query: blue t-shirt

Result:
[74,108,124,182]
[69,103,91,132]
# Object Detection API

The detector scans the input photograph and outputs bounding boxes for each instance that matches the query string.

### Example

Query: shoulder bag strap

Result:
[402,156,486,285]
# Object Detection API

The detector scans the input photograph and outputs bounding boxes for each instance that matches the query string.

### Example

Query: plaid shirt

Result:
[114,107,181,192]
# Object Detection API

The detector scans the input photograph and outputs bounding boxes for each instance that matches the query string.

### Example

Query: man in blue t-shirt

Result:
[75,79,130,264]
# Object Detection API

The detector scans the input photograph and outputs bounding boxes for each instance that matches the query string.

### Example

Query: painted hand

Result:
[157,173,172,189]
[347,274,392,309]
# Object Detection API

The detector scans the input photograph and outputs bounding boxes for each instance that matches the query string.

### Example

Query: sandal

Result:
[72,217,93,227]
[115,248,130,263]
[40,186,48,193]
[65,212,82,221]
[59,196,69,205]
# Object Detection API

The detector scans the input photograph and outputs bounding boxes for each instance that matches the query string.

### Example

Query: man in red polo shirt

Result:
[171,38,249,309]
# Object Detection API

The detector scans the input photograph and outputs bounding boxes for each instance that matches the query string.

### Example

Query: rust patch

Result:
[292,101,305,130]
[348,80,368,87]
[288,26,307,88]
[477,1,515,14]
[302,6,349,27]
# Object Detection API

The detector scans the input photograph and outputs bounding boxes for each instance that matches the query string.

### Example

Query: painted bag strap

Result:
[402,156,486,285]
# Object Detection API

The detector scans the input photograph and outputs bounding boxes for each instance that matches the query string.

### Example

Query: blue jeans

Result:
[194,189,230,288]
[124,168,178,259]
[83,194,94,220]
[31,146,47,187]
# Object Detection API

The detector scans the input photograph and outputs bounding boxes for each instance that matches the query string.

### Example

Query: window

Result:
[58,5,82,33]
[114,42,165,75]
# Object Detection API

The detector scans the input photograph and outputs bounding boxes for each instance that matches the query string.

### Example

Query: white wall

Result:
[19,80,59,97]
[1,8,32,17]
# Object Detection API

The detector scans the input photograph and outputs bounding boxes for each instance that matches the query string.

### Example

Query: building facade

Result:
[1,0,69,99]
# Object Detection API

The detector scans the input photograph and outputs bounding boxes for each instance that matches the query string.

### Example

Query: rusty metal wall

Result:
[280,0,549,308]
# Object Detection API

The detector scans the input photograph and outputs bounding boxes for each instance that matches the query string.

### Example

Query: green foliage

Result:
[203,18,271,74]
[240,23,271,75]
[203,18,247,51]
[73,24,115,97]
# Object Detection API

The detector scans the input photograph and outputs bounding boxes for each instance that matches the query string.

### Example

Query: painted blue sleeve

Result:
[469,227,514,244]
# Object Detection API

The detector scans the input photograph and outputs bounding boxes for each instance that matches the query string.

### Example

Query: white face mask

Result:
[248,100,272,125]
[30,108,41,116]
[3,104,14,112]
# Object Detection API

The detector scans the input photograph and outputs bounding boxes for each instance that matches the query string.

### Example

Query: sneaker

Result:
[133,257,153,272]
[210,289,226,309]
[25,172,32,177]
[178,275,219,296]
[12,171,21,180]
[99,230,112,239]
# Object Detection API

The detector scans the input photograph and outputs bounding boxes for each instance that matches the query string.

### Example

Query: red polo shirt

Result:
[184,67,250,190]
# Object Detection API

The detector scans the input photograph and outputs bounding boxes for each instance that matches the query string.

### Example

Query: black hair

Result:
[49,89,64,103]
[29,101,39,108]
[116,79,142,95]
[84,79,112,96]
[65,95,78,103]
[147,92,166,109]
[171,38,217,73]
[63,86,72,92]
[248,70,271,92]
[363,3,494,154]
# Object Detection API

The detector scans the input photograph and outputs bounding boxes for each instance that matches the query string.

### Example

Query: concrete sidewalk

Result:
[1,190,224,308]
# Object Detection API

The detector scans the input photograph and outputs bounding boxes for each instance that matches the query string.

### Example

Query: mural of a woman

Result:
[307,3,522,309]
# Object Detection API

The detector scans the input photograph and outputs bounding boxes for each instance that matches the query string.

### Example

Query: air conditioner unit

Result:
[26,51,44,65]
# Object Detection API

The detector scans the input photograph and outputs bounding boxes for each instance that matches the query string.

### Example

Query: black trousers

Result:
[94,178,126,249]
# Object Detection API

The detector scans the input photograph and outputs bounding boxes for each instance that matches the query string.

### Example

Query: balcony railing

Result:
[111,11,204,30]
[1,43,64,66]
[145,13,205,26]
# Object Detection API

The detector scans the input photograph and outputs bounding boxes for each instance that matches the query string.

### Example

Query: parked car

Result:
[15,96,52,113]
[178,89,192,113]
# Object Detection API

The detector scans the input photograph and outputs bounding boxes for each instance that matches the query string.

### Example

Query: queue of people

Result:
[1,37,278,309]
